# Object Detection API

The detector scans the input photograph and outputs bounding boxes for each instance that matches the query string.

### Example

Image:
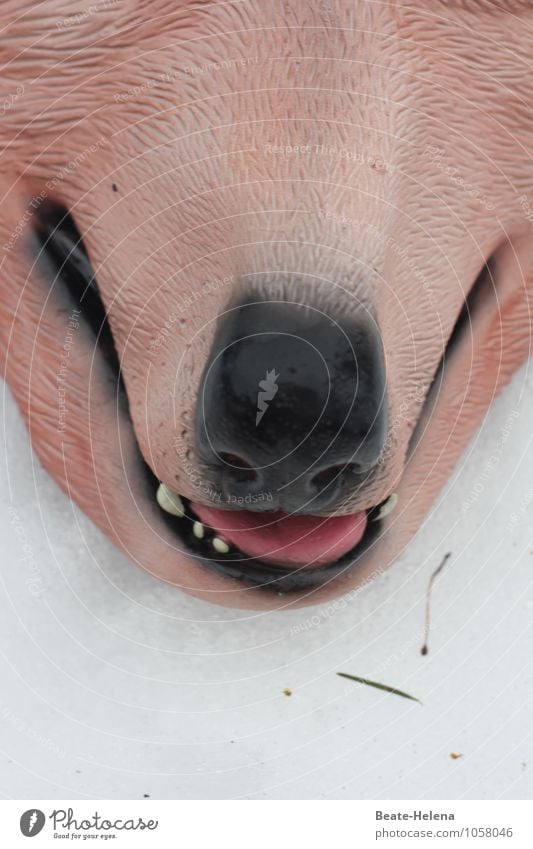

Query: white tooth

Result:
[156,483,185,517]
[212,537,229,554]
[192,521,205,539]
[372,492,399,521]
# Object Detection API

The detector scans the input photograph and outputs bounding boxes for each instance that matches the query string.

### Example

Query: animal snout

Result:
[195,297,388,513]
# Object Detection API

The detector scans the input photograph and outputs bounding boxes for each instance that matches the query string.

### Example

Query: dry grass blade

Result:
[337,672,421,704]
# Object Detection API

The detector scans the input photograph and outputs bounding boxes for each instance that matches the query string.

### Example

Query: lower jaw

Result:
[149,464,387,593]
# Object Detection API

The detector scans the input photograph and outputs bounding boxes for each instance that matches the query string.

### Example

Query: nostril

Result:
[219,452,258,482]
[310,464,350,492]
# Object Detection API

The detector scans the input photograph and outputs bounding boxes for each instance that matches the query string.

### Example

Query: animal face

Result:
[1,1,532,609]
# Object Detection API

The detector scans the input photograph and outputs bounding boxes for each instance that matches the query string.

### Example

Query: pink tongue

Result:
[190,502,367,567]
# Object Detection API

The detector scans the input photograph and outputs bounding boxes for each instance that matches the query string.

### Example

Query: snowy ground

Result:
[1,363,532,800]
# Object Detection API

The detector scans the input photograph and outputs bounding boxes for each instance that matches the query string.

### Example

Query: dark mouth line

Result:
[406,255,496,459]
[32,200,122,378]
[29,200,492,594]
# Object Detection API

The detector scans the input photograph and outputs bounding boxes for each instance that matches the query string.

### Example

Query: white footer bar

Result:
[1,799,531,848]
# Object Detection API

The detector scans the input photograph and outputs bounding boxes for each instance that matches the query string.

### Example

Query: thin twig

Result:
[421,551,451,655]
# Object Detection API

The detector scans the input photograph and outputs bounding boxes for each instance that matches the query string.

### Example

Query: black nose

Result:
[195,298,387,512]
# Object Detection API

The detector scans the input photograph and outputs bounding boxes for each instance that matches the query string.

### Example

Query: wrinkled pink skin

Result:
[1,1,532,609]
